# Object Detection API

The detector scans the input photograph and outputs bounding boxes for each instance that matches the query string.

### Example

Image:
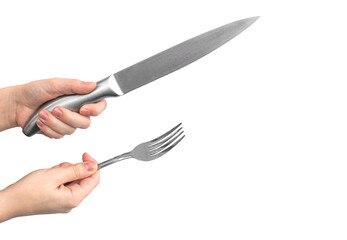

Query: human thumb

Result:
[56,161,98,184]
[45,78,96,98]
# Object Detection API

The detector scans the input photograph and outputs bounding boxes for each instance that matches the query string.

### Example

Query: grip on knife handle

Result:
[22,75,120,137]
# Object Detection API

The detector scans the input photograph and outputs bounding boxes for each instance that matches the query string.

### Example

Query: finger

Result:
[81,152,100,181]
[80,100,107,117]
[62,154,96,186]
[77,170,100,198]
[51,162,72,169]
[81,153,100,177]
[80,153,100,190]
[66,168,100,198]
[54,160,98,185]
[52,107,91,129]
[38,110,76,136]
[45,78,96,98]
[82,152,97,163]
[66,153,100,198]
[36,119,64,139]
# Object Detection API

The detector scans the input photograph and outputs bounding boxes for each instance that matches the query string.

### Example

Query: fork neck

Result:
[98,152,132,169]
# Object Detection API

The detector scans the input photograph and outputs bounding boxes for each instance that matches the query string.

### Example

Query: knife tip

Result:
[250,16,260,21]
[243,16,260,26]
[237,16,260,26]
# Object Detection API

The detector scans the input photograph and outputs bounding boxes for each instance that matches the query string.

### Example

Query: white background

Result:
[1,0,347,239]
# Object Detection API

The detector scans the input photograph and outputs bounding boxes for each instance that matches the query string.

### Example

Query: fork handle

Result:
[98,152,132,169]
[22,75,121,137]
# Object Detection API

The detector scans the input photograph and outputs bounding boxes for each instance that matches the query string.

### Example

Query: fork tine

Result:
[150,135,185,159]
[150,127,183,150]
[149,123,182,145]
[150,130,184,155]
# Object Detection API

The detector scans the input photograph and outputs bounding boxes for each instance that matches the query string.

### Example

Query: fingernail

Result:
[39,110,49,121]
[84,161,97,171]
[82,81,95,86]
[53,108,63,118]
[37,119,44,127]
[80,107,91,116]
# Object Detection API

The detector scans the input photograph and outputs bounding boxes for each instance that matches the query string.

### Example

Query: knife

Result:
[23,16,259,136]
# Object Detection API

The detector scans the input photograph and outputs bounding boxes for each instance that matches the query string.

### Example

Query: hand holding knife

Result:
[23,16,259,137]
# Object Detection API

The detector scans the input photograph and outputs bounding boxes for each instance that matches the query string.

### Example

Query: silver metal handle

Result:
[98,152,132,169]
[22,75,121,137]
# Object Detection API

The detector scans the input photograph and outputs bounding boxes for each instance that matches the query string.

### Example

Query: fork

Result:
[98,123,185,169]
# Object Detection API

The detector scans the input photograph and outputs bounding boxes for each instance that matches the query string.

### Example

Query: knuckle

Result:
[72,79,82,91]
[58,162,67,167]
[100,100,107,113]
[96,174,101,185]
[49,77,60,82]
[86,120,91,128]
[42,131,54,139]
[72,78,80,84]
[72,164,81,179]
[64,199,80,210]
[53,134,64,139]
[93,177,100,187]
[66,128,76,135]
[43,133,53,139]
[82,119,91,129]
[49,79,63,94]
[59,162,70,167]
[70,199,81,209]
[68,129,76,135]
[94,109,102,116]
[62,207,72,213]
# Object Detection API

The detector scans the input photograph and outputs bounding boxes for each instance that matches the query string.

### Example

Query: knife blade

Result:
[23,16,259,137]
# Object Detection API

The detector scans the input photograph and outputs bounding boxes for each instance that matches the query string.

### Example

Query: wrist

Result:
[0,188,20,223]
[0,85,20,131]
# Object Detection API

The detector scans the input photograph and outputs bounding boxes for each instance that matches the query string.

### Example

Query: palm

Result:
[16,79,58,128]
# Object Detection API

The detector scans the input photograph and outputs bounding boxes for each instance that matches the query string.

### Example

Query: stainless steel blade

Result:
[114,16,259,94]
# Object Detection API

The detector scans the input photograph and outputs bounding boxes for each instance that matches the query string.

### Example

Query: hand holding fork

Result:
[98,123,185,169]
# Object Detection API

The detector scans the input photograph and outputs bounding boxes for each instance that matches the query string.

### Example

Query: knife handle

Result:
[22,75,121,137]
